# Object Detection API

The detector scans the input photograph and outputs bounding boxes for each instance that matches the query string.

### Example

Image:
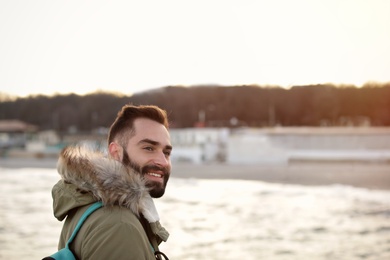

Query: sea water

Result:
[0,167,389,260]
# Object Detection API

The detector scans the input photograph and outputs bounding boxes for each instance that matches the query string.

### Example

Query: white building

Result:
[169,128,229,163]
[170,127,390,164]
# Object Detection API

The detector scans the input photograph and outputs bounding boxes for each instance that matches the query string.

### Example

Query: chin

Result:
[150,189,165,198]
[146,178,168,198]
[146,181,166,198]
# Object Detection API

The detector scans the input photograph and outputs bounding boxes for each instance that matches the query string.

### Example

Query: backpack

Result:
[42,201,103,260]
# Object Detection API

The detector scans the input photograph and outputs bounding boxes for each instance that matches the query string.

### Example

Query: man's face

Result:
[121,118,172,198]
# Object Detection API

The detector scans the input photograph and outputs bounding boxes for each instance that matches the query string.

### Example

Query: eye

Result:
[143,146,154,151]
[164,150,171,157]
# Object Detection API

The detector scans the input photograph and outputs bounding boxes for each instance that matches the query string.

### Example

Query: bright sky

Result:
[0,0,389,97]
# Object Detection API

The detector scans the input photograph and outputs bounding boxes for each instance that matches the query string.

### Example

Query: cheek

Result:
[126,148,149,165]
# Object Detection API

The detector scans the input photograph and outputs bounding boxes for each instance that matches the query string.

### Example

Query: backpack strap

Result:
[65,201,103,249]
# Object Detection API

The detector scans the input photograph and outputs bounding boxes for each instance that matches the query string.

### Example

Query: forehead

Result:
[131,118,171,144]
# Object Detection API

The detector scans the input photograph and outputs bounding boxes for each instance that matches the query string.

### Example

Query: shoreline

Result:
[1,157,389,190]
[173,161,390,190]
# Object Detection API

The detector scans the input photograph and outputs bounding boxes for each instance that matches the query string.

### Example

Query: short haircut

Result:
[108,104,169,146]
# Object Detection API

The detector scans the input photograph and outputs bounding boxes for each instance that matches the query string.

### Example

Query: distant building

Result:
[0,120,38,149]
[227,127,390,164]
[0,120,38,133]
[170,128,229,163]
[170,126,390,164]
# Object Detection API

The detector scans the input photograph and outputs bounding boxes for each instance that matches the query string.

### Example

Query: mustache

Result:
[142,165,169,176]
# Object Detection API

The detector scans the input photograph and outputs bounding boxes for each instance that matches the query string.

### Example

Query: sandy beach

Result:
[1,157,389,190]
[173,161,390,190]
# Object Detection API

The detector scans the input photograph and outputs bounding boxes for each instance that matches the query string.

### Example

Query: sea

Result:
[0,167,389,260]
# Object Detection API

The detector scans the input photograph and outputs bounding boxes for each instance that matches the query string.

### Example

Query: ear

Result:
[108,142,123,161]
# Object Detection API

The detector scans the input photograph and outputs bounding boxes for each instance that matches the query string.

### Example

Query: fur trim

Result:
[57,145,158,221]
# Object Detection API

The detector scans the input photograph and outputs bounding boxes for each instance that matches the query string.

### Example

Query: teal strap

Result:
[65,201,103,248]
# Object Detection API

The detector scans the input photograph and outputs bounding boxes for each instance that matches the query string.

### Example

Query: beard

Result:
[122,150,169,198]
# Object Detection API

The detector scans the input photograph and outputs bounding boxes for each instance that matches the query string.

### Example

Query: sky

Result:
[0,0,389,97]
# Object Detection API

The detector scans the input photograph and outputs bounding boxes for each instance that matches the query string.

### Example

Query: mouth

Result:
[145,171,165,184]
[147,172,163,178]
[141,165,169,186]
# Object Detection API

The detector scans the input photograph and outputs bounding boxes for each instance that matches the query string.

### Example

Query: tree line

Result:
[0,83,389,133]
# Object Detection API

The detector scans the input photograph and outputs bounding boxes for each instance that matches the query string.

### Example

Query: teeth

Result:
[148,173,162,178]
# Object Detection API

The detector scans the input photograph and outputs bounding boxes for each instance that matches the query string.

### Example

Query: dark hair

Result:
[108,104,169,146]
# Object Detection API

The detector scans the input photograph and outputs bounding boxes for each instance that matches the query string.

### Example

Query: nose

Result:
[153,151,170,168]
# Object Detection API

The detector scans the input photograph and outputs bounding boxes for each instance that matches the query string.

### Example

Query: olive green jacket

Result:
[51,146,169,260]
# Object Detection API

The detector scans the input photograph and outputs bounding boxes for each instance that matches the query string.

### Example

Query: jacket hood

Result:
[52,145,168,241]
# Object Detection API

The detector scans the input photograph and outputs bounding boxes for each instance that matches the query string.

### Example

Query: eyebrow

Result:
[138,138,173,151]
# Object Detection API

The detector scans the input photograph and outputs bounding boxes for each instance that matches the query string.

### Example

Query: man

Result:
[50,105,172,259]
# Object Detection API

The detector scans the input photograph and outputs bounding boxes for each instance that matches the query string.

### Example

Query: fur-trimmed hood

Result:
[52,145,168,241]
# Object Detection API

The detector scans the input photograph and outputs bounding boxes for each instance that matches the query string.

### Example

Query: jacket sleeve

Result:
[80,221,156,260]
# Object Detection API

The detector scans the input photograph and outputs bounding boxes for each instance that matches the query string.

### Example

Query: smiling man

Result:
[48,105,172,260]
[108,107,172,199]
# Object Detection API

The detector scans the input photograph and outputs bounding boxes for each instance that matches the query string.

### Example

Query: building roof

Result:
[0,120,38,132]
[233,126,390,135]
